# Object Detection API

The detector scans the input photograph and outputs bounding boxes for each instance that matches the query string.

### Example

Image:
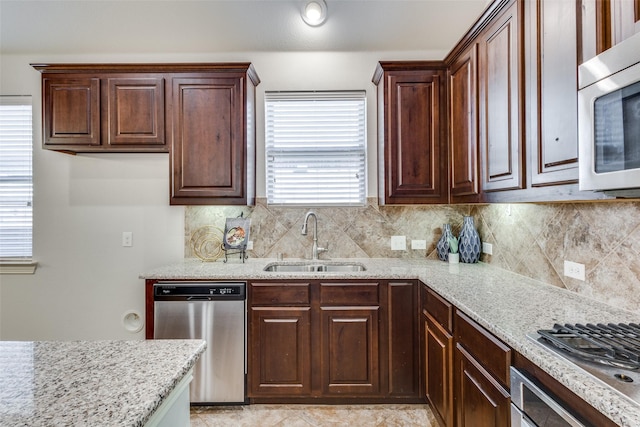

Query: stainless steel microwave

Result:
[578,31,640,197]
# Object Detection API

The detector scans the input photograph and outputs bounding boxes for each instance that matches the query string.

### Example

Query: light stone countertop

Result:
[142,257,640,426]
[0,339,206,427]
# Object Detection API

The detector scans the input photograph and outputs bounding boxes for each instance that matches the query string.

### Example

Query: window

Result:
[0,96,33,260]
[265,91,366,206]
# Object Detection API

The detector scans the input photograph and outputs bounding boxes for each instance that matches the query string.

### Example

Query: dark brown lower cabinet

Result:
[454,310,511,427]
[422,285,454,427]
[387,281,420,397]
[422,285,510,427]
[425,315,454,426]
[455,344,510,427]
[248,280,419,402]
[249,307,312,396]
[321,306,380,396]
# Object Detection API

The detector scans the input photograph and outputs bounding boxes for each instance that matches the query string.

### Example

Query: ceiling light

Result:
[302,0,327,27]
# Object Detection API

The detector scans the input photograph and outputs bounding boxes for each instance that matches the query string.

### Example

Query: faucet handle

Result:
[318,242,329,254]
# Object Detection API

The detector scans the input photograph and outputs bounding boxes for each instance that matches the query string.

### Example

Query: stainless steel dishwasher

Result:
[153,282,246,404]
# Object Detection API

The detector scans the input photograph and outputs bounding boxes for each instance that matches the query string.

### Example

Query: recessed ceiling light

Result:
[302,0,327,27]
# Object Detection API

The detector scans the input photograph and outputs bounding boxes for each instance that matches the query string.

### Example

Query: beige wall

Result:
[0,49,440,340]
[186,200,640,315]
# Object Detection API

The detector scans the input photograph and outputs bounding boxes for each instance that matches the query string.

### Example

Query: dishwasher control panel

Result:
[154,282,246,300]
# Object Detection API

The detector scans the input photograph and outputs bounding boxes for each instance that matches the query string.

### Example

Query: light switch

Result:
[122,232,133,247]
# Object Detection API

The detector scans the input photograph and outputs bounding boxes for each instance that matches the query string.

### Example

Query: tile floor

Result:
[190,404,437,426]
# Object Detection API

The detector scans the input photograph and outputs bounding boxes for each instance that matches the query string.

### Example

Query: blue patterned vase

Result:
[436,224,454,261]
[458,216,481,263]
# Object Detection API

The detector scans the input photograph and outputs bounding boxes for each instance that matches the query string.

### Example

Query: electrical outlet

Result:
[482,242,493,255]
[390,236,406,251]
[122,231,133,247]
[411,239,427,250]
[246,240,254,250]
[564,260,585,281]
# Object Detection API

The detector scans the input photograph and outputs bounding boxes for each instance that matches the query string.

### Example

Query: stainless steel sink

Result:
[263,262,366,273]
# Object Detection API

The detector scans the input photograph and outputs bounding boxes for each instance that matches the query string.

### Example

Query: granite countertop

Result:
[142,257,640,426]
[0,339,206,427]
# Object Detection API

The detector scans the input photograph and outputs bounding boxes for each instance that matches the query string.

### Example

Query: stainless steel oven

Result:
[510,367,585,427]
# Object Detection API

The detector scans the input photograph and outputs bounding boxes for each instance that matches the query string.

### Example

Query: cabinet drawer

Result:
[320,282,380,305]
[249,282,310,305]
[455,309,511,387]
[425,287,453,333]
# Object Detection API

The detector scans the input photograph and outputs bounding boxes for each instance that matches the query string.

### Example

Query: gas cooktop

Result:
[528,323,640,406]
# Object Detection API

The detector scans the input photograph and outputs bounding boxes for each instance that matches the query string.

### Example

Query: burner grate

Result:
[538,323,640,370]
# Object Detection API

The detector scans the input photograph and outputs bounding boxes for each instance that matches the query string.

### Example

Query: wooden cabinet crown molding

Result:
[444,0,513,66]
[31,63,260,85]
[372,61,447,85]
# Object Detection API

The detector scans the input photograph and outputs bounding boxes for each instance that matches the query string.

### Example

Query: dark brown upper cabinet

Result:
[526,0,579,187]
[477,0,525,193]
[106,77,165,148]
[611,0,640,43]
[34,64,167,153]
[169,66,259,206]
[449,44,481,204]
[373,62,449,205]
[33,63,259,206]
[579,0,640,64]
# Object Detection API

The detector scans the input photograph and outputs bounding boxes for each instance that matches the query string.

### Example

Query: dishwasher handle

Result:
[187,296,211,301]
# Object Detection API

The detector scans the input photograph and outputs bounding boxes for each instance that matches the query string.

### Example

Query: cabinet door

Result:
[449,44,481,203]
[171,75,247,204]
[425,315,454,427]
[528,0,579,186]
[321,306,380,396]
[478,0,524,192]
[43,77,100,147]
[611,0,640,44]
[455,344,510,427]
[249,307,312,396]
[380,69,448,204]
[387,281,419,397]
[105,77,165,148]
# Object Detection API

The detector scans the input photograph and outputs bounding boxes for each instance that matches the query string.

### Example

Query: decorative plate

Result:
[190,226,224,261]
[223,217,251,250]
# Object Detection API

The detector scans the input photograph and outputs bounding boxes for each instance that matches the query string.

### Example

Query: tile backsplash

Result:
[186,198,640,315]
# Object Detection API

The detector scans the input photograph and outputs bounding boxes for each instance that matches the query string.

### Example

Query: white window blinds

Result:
[0,96,33,259]
[265,91,366,206]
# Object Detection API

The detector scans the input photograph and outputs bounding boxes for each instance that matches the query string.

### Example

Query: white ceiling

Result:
[0,0,490,55]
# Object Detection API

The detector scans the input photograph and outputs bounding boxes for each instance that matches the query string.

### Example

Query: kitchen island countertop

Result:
[0,339,205,427]
[142,257,640,426]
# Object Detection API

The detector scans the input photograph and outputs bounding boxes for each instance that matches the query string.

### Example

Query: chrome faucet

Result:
[301,211,327,260]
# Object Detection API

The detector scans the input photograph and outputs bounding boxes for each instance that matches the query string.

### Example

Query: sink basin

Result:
[263,262,366,273]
